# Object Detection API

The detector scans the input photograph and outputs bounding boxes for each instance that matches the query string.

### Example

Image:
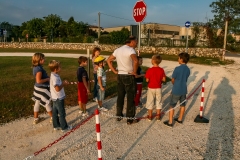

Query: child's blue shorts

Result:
[170,94,186,107]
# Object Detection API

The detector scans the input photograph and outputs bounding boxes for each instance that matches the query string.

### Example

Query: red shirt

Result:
[145,67,166,89]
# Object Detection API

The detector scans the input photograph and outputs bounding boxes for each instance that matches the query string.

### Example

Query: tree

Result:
[210,0,240,33]
[43,14,62,39]
[210,0,240,60]
[189,22,206,47]
[26,18,44,38]
[109,27,130,44]
[11,25,21,38]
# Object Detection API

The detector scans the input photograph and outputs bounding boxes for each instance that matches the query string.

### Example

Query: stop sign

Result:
[133,1,147,23]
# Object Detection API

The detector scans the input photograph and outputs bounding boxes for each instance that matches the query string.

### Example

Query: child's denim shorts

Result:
[170,94,186,107]
[97,85,105,101]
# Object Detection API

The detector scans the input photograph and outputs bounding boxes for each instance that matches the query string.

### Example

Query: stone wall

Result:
[1,42,222,58]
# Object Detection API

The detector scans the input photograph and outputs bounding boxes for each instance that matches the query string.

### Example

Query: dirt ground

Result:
[0,53,239,160]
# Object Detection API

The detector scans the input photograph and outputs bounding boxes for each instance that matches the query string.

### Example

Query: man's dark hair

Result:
[125,36,137,44]
[178,52,190,63]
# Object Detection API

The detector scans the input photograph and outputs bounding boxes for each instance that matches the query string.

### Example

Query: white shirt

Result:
[50,72,65,101]
[97,67,106,86]
[113,45,136,74]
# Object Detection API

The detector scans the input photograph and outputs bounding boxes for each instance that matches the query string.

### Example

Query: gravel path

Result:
[0,53,239,160]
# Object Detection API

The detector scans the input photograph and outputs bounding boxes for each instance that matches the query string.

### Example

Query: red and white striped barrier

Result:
[95,109,102,160]
[199,79,205,117]
[194,79,209,123]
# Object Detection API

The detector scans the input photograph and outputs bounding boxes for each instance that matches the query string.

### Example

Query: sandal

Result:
[155,116,161,121]
[147,115,152,121]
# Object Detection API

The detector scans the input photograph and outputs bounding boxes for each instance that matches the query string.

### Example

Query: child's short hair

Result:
[178,52,190,63]
[137,56,142,60]
[78,56,88,64]
[48,60,60,71]
[152,54,162,65]
[32,52,45,66]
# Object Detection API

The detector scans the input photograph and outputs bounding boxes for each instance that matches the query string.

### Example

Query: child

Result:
[49,60,72,132]
[94,55,108,111]
[32,53,52,124]
[77,56,91,116]
[164,52,190,127]
[92,47,101,102]
[145,54,166,121]
[134,56,145,108]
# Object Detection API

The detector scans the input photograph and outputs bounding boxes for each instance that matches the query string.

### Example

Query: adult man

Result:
[107,36,139,125]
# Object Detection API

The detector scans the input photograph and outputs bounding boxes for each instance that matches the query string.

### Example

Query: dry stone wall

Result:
[1,42,221,58]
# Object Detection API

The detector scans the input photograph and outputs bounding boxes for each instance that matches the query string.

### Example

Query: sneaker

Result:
[174,117,183,124]
[82,111,88,117]
[61,125,72,132]
[49,117,53,123]
[33,117,45,124]
[53,127,61,131]
[92,97,98,102]
[99,106,108,111]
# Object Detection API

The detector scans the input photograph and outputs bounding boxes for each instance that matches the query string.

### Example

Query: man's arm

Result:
[107,54,117,74]
[130,54,138,75]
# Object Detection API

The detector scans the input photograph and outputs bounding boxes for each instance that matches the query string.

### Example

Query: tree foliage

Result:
[210,0,240,33]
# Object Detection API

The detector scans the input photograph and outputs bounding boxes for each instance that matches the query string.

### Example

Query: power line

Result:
[100,12,135,22]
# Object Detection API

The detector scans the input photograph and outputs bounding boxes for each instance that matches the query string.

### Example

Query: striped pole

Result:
[199,79,205,118]
[95,109,102,160]
[194,79,209,123]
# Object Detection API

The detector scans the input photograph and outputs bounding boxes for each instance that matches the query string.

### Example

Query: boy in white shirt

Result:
[49,60,72,132]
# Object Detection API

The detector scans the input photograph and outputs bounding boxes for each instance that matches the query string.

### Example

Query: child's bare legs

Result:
[177,106,185,121]
[98,100,102,107]
[34,112,38,119]
[148,109,152,121]
[82,103,87,113]
[169,107,174,124]
[78,101,83,111]
[156,109,161,119]
[79,101,87,112]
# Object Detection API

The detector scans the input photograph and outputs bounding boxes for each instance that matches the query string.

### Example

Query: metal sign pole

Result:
[138,22,141,55]
[186,27,189,53]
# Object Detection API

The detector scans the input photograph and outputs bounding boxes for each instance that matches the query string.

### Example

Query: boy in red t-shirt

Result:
[145,54,166,121]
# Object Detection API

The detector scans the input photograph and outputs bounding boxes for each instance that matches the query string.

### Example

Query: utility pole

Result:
[222,16,229,61]
[98,12,101,39]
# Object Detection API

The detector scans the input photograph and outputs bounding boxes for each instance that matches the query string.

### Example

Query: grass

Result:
[0,48,234,124]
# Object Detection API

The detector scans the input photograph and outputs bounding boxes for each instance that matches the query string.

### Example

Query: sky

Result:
[0,0,215,28]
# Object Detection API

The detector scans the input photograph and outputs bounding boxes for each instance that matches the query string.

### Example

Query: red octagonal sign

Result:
[133,1,147,23]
